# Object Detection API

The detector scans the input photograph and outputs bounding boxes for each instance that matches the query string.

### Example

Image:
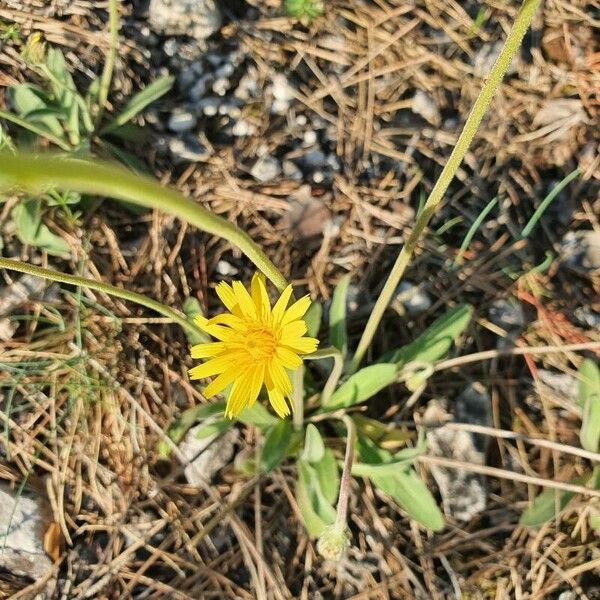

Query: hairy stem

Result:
[349,0,541,374]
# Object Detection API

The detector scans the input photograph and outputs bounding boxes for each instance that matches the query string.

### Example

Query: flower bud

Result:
[317,524,350,561]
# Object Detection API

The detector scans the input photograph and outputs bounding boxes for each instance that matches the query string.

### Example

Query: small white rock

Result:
[411,90,440,125]
[394,281,432,316]
[0,483,53,579]
[216,260,238,276]
[167,110,197,133]
[148,0,222,40]
[250,155,281,182]
[180,426,238,486]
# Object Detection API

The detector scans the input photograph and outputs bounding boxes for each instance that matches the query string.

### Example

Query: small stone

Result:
[561,230,600,272]
[232,119,256,137]
[216,260,238,276]
[299,148,327,169]
[167,110,197,133]
[197,96,221,116]
[536,369,578,403]
[411,90,440,125]
[574,307,600,329]
[282,160,303,181]
[180,426,238,486]
[250,155,281,182]
[394,281,432,316]
[425,383,491,521]
[303,130,317,145]
[488,298,526,332]
[271,73,293,115]
[212,77,229,96]
[0,483,53,579]
[189,75,213,101]
[148,0,222,40]
[169,137,210,162]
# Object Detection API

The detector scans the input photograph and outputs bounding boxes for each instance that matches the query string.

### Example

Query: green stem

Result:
[292,366,304,432]
[0,153,288,291]
[96,0,120,126]
[0,256,201,339]
[348,0,541,374]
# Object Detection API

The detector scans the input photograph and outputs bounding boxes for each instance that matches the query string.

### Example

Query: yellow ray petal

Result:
[203,364,240,398]
[202,323,239,342]
[188,355,236,380]
[251,273,271,321]
[190,341,225,359]
[215,282,238,312]
[272,284,293,324]
[245,364,265,409]
[268,387,290,418]
[281,320,307,339]
[282,336,319,354]
[232,281,257,319]
[268,361,292,396]
[207,313,246,331]
[275,346,303,369]
[282,295,311,325]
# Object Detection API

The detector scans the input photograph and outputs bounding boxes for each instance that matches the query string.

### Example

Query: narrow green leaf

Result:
[260,420,292,473]
[351,445,423,476]
[387,304,472,365]
[579,359,600,453]
[329,274,351,355]
[296,460,336,537]
[519,487,578,527]
[302,423,325,463]
[314,448,339,505]
[8,84,64,138]
[304,301,322,338]
[101,75,175,134]
[158,400,226,456]
[324,363,398,410]
[239,402,279,430]
[11,199,69,257]
[357,437,444,531]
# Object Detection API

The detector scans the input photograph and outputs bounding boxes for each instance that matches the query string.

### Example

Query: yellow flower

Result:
[189,274,319,418]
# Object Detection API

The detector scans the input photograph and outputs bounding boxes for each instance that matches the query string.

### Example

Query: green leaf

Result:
[302,424,325,463]
[357,437,444,531]
[519,487,578,527]
[304,301,322,338]
[260,420,292,473]
[314,448,339,505]
[579,359,600,453]
[101,75,175,135]
[387,304,472,365]
[329,274,351,355]
[158,400,226,456]
[8,84,64,138]
[239,402,279,430]
[296,460,336,537]
[324,363,398,410]
[182,297,210,344]
[11,199,69,257]
[351,445,423,477]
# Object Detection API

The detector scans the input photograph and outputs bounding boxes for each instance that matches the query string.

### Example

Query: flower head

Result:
[189,274,319,418]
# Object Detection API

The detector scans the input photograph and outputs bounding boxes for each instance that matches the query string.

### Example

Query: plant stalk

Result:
[0,153,288,291]
[0,256,201,339]
[96,0,120,126]
[335,415,356,530]
[348,0,542,374]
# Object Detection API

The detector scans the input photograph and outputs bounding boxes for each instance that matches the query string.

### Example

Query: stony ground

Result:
[0,0,599,598]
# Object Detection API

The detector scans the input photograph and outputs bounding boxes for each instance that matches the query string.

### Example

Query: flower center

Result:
[243,326,278,363]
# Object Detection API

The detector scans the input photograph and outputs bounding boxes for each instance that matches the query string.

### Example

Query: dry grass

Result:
[1,0,600,598]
